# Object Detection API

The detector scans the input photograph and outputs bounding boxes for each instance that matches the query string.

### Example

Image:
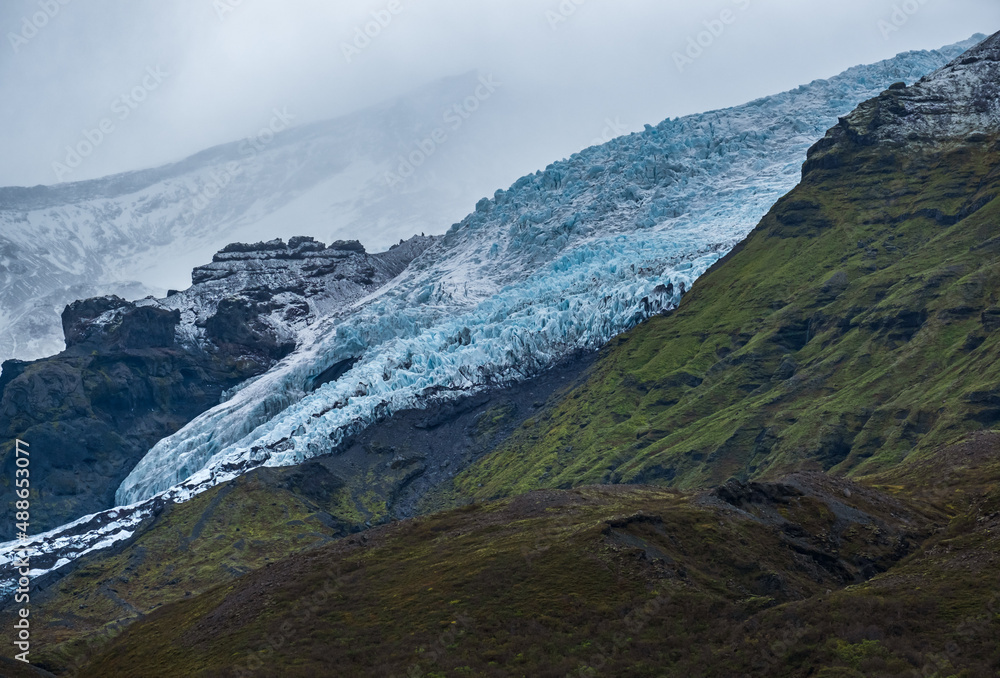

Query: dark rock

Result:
[63,301,180,352]
[0,349,269,539]
[113,307,181,350]
[288,236,326,251]
[0,360,29,396]
[771,318,811,352]
[630,464,677,484]
[713,479,802,510]
[414,394,494,430]
[821,271,849,295]
[868,309,928,344]
[62,296,131,347]
[218,239,287,255]
[774,357,797,380]
[769,198,835,237]
[204,298,294,362]
[328,240,366,254]
[981,307,1000,332]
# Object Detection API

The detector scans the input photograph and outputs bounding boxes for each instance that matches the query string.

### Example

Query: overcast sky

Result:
[0,0,997,188]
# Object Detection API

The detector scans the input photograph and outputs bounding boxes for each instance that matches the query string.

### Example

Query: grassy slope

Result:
[3,363,593,674]
[450,134,1000,500]
[4,463,362,674]
[77,466,975,678]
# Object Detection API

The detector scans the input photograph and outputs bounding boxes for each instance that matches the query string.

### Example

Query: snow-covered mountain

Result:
[1,35,987,592]
[0,71,507,364]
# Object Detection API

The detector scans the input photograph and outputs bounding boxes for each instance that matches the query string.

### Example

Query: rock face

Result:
[0,350,262,542]
[63,299,181,351]
[0,235,434,539]
[804,31,1000,175]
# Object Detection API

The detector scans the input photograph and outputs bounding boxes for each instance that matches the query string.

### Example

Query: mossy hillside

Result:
[450,135,1000,500]
[7,426,504,674]
[4,374,593,674]
[76,473,938,677]
[5,464,363,674]
[707,432,1000,677]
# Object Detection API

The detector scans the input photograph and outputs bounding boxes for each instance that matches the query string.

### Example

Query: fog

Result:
[0,0,997,189]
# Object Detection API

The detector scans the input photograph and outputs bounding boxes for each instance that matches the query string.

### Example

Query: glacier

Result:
[0,35,987,593]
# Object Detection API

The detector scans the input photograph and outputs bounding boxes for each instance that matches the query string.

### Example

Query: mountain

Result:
[0,35,983,598]
[20,30,1000,677]
[0,71,511,365]
[34,471,954,677]
[447,31,1000,501]
[113,38,981,510]
[0,235,433,539]
[66,452,1000,677]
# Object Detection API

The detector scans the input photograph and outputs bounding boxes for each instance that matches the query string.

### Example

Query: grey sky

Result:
[0,0,997,189]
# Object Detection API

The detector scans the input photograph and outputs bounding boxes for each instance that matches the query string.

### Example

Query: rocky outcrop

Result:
[63,298,180,351]
[803,32,1000,176]
[0,349,265,541]
[0,235,435,539]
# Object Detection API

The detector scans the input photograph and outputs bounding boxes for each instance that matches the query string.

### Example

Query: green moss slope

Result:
[451,134,1000,500]
[75,435,1000,677]
[5,463,361,674]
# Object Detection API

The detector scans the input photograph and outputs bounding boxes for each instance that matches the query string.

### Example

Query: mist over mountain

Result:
[0,71,523,364]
